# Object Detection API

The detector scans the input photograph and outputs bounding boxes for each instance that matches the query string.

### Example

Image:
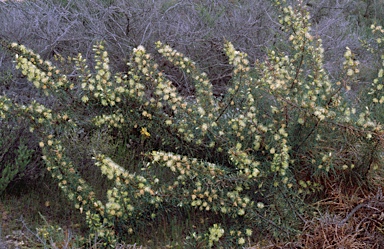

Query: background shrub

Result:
[2,0,381,97]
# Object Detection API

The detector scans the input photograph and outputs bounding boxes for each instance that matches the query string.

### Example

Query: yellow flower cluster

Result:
[190,186,220,211]
[43,137,97,210]
[96,156,128,180]
[152,40,268,161]
[369,25,384,104]
[0,96,12,119]
[154,42,223,147]
[95,154,158,197]
[105,188,125,217]
[343,47,360,79]
[371,24,384,39]
[92,154,164,228]
[156,41,216,113]
[140,127,151,138]
[224,41,250,75]
[264,125,292,180]
[40,135,115,243]
[153,75,184,113]
[272,0,337,122]
[207,224,224,248]
[126,45,150,100]
[229,228,252,245]
[92,113,125,128]
[0,96,73,134]
[85,210,115,243]
[150,150,259,220]
[10,42,71,95]
[151,151,225,178]
[77,44,126,107]
[228,145,260,178]
[156,41,215,107]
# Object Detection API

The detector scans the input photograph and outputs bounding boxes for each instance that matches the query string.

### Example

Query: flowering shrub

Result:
[0,0,383,247]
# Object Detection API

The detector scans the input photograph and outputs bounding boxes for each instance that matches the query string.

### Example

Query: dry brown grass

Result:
[301,189,384,248]
[250,147,384,249]
[250,186,384,249]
